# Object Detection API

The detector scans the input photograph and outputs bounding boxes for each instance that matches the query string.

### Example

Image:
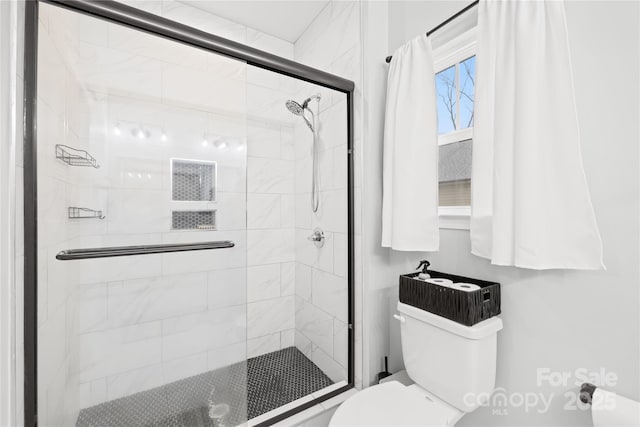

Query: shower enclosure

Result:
[23,1,354,426]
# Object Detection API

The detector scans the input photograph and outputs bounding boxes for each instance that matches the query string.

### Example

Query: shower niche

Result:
[171,210,216,231]
[28,1,353,426]
[171,158,217,202]
[171,158,218,231]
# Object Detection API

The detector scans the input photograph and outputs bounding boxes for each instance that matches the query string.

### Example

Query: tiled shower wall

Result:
[117,2,363,389]
[245,68,298,358]
[37,2,299,424]
[292,0,362,384]
[37,8,91,424]
[116,0,301,363]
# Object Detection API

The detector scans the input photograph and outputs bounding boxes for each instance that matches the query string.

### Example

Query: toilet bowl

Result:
[330,302,503,426]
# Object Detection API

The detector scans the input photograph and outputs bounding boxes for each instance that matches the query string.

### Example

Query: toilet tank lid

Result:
[398,302,503,340]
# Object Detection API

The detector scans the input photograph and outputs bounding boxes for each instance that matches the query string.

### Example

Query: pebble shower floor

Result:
[76,347,334,426]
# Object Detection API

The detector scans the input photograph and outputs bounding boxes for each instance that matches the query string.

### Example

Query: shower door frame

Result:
[22,1,356,426]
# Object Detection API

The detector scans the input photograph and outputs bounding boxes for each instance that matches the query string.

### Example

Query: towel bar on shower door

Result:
[56,240,235,260]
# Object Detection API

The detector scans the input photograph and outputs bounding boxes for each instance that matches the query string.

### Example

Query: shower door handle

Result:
[56,240,235,260]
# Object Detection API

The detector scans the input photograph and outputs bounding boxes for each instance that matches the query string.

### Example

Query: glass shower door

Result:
[36,3,248,426]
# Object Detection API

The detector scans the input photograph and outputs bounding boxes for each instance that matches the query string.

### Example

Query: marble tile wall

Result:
[291,0,362,386]
[37,1,299,422]
[37,6,90,424]
[245,67,298,358]
[117,0,301,362]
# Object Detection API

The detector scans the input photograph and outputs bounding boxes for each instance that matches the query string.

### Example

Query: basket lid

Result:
[398,302,503,340]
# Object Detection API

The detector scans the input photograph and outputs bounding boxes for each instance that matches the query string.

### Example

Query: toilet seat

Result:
[329,381,463,426]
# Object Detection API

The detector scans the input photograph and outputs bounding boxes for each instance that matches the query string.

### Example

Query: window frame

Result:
[433,28,477,230]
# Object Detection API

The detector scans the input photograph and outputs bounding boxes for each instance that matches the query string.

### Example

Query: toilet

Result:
[330,301,503,426]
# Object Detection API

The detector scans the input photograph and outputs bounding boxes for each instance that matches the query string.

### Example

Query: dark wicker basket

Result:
[399,270,501,326]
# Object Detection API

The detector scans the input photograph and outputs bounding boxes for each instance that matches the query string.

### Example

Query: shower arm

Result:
[302,94,321,109]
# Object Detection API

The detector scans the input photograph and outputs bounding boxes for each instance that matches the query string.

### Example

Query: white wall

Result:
[378,1,639,426]
[0,1,24,425]
[0,0,23,426]
[359,0,427,389]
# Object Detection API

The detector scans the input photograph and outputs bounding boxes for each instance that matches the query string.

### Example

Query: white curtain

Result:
[471,0,604,269]
[382,35,439,251]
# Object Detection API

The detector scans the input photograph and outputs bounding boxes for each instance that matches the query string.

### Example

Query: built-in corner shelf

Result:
[68,207,105,220]
[55,144,100,168]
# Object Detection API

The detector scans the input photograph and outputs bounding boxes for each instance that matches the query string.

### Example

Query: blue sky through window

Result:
[435,55,476,134]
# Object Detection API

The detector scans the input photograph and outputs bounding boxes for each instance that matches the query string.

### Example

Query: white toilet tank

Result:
[397,302,503,413]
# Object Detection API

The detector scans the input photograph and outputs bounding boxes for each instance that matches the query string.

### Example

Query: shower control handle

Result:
[307,228,325,248]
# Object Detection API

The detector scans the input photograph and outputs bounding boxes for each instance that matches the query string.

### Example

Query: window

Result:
[436,56,475,138]
[433,29,476,229]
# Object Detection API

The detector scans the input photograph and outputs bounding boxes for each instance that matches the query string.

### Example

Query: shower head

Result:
[285,99,305,116]
[285,95,322,213]
[285,98,315,132]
